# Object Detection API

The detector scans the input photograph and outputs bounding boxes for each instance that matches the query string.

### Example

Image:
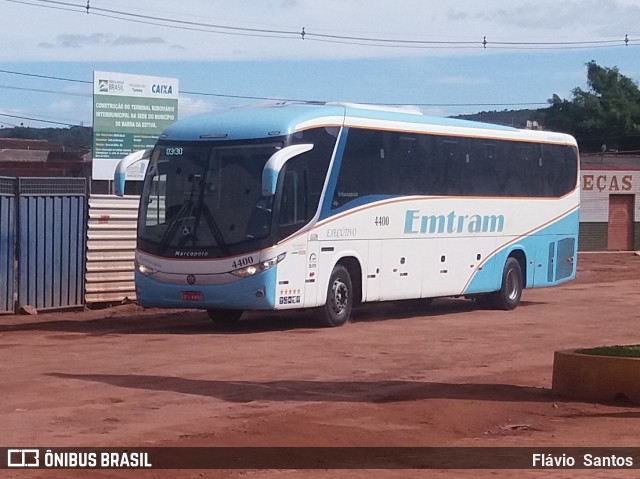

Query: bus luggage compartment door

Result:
[379,240,422,301]
[555,237,576,281]
[364,240,382,302]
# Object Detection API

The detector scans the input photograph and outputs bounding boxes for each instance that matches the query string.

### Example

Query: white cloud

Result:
[38,34,165,50]
[435,76,491,86]
[178,96,225,119]
[419,106,447,117]
[3,0,638,62]
[477,0,640,37]
[45,99,92,125]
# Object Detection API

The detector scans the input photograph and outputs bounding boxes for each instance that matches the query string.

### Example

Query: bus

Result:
[117,103,579,327]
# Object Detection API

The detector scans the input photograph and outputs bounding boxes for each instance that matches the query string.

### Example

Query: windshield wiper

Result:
[188,166,230,256]
[157,198,193,253]
[195,202,229,256]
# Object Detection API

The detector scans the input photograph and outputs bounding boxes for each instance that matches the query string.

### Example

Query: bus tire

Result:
[206,308,243,326]
[489,257,523,310]
[316,265,353,327]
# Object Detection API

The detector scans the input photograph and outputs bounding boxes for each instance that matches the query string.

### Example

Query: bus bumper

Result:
[135,267,277,310]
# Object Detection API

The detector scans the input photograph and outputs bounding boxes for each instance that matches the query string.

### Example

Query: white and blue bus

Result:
[117,103,579,327]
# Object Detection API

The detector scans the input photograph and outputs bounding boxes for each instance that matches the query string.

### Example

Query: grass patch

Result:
[577,345,640,358]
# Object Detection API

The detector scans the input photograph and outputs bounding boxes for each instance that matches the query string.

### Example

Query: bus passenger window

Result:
[333,129,385,209]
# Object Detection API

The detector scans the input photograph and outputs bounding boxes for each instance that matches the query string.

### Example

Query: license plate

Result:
[181,291,204,301]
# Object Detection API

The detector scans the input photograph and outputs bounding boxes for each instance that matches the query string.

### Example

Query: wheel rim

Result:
[330,278,349,316]
[505,268,520,301]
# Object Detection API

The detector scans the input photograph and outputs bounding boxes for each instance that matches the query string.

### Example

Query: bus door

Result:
[275,165,312,309]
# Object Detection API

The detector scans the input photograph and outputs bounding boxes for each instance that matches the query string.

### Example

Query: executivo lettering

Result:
[404,210,505,235]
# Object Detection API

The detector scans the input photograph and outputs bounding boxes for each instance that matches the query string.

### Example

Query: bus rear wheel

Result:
[206,308,243,326]
[316,265,352,327]
[488,257,523,310]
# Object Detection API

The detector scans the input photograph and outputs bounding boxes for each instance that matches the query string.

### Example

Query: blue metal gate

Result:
[17,178,87,311]
[0,177,16,314]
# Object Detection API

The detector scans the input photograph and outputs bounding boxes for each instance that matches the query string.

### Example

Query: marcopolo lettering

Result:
[404,210,505,235]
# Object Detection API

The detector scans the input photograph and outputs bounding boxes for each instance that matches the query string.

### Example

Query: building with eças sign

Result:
[579,153,640,251]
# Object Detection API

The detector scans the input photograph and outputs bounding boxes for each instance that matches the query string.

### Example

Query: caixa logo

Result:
[7,449,39,467]
[152,84,174,94]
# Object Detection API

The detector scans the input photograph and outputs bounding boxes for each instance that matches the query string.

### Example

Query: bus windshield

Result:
[138,141,282,258]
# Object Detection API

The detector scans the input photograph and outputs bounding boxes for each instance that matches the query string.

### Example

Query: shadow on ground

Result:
[48,372,566,405]
[0,298,545,336]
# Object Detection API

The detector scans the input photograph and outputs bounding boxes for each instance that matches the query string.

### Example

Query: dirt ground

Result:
[1,252,640,479]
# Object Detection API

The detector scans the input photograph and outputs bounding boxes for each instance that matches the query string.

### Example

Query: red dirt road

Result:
[1,252,640,479]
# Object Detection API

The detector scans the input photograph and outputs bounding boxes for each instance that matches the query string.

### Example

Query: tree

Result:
[0,125,92,149]
[536,61,640,152]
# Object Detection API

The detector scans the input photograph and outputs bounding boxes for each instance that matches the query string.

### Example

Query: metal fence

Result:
[85,194,139,304]
[0,177,16,314]
[16,178,87,311]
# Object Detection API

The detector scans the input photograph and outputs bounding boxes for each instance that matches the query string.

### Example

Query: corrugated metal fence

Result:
[85,194,140,304]
[0,177,16,314]
[17,178,87,311]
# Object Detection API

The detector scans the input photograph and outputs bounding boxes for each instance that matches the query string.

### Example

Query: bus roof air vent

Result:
[200,134,229,139]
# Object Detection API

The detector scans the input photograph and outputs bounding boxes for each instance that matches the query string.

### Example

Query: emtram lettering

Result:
[405,210,505,235]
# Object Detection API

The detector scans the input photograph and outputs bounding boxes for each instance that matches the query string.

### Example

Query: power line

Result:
[0,68,552,107]
[0,111,85,127]
[3,66,639,114]
[10,0,300,39]
[5,0,639,50]
[0,68,91,84]
[0,84,92,97]
[379,101,549,107]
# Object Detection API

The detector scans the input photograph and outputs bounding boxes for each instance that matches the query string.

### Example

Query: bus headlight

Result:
[136,261,157,276]
[230,253,286,278]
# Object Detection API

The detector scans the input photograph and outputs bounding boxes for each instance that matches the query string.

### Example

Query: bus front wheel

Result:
[488,257,523,310]
[206,308,243,326]
[316,265,353,327]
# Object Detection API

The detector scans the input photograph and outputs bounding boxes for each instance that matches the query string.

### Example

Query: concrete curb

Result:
[552,349,640,404]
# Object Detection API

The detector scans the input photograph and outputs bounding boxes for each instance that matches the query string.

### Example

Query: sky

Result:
[1,0,640,128]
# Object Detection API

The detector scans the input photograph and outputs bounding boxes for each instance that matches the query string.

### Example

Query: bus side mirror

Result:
[262,144,313,196]
[114,170,127,197]
[113,148,153,196]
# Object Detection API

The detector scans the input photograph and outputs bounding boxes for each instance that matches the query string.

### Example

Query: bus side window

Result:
[390,134,428,195]
[333,129,385,209]
[464,139,491,196]
[440,138,464,195]
[541,144,578,197]
[504,143,529,196]
[445,138,477,196]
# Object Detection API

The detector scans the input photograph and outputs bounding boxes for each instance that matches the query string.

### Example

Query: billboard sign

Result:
[92,71,178,180]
